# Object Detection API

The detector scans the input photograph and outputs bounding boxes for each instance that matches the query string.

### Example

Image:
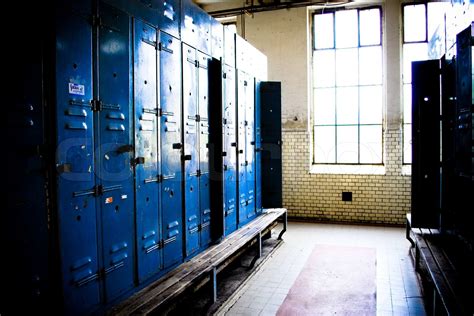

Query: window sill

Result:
[401,164,411,176]
[310,164,386,175]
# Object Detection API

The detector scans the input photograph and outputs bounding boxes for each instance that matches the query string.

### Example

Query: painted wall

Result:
[205,0,412,225]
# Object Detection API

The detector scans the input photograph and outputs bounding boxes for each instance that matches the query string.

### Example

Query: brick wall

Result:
[282,129,411,225]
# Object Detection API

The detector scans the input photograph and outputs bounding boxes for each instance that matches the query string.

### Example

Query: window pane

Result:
[360,86,383,124]
[314,126,336,163]
[337,126,358,163]
[336,87,358,125]
[404,4,426,42]
[335,10,358,48]
[314,88,335,125]
[403,84,412,124]
[314,13,334,49]
[403,124,412,164]
[403,43,428,84]
[428,2,448,42]
[314,50,335,88]
[336,48,358,86]
[359,46,382,85]
[360,125,382,163]
[360,8,381,46]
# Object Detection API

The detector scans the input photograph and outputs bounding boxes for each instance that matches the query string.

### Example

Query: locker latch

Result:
[231,142,237,147]
[239,149,243,154]
[250,141,255,145]
[223,118,227,125]
[244,121,248,126]
[244,80,248,86]
[172,143,183,149]
[182,154,192,161]
[196,169,201,177]
[222,151,227,157]
[195,114,201,122]
[117,144,134,154]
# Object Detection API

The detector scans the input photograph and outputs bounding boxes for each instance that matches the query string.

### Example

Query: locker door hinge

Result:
[91,99,102,112]
[94,185,104,197]
[91,15,102,27]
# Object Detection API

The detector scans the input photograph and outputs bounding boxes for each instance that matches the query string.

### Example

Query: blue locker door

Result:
[255,79,263,214]
[55,5,101,314]
[159,32,184,268]
[237,70,247,226]
[223,65,237,235]
[182,44,200,256]
[198,52,212,247]
[245,76,256,221]
[134,20,161,283]
[97,3,135,301]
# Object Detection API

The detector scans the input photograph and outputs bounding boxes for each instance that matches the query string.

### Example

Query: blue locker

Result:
[55,4,101,314]
[198,52,212,248]
[210,17,223,60]
[255,79,263,214]
[237,70,248,226]
[223,64,238,235]
[245,76,257,221]
[223,26,235,68]
[182,43,200,256]
[133,19,162,283]
[159,31,184,268]
[96,3,135,301]
[181,0,211,55]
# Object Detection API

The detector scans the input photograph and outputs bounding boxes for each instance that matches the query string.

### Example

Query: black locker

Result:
[411,60,441,228]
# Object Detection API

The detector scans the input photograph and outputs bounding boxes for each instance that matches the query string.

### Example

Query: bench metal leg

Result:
[415,244,420,272]
[278,211,287,240]
[210,266,217,304]
[248,232,262,269]
[406,218,415,247]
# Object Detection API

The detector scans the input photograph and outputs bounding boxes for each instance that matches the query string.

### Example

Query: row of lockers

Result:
[411,23,473,240]
[6,0,278,315]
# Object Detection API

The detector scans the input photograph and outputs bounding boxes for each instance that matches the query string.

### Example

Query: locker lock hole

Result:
[342,192,352,202]
[115,205,119,212]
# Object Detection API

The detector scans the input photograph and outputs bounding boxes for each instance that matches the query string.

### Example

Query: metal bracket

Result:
[248,232,262,269]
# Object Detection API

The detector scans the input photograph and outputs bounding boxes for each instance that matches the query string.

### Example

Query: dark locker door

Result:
[97,3,135,301]
[7,8,49,312]
[245,76,256,221]
[134,20,162,283]
[198,52,212,247]
[255,79,263,214]
[182,44,200,256]
[411,60,441,228]
[159,32,184,268]
[261,82,282,208]
[237,70,247,226]
[54,4,101,314]
[223,65,238,235]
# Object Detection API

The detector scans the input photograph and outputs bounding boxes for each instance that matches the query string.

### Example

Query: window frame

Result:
[311,6,384,166]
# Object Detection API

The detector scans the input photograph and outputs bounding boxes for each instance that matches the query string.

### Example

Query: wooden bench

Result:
[406,214,470,316]
[108,208,287,315]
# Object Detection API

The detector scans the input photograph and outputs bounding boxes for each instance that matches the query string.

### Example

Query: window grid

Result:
[312,7,383,165]
[401,3,448,164]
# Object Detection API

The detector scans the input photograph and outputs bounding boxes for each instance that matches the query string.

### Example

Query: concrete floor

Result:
[216,221,426,316]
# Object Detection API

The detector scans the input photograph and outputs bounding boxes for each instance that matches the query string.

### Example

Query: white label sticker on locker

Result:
[68,83,85,95]
[121,195,127,200]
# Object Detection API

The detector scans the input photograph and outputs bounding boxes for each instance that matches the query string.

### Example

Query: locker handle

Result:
[117,144,133,154]
[182,154,192,161]
[172,143,182,149]
[239,150,243,154]
[222,151,227,156]
[256,148,263,152]
[231,142,237,147]
[135,157,145,165]
[250,141,255,145]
